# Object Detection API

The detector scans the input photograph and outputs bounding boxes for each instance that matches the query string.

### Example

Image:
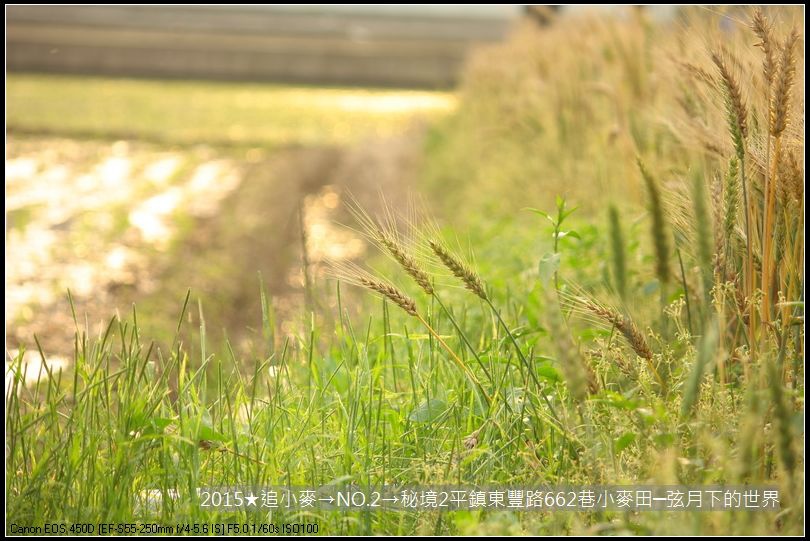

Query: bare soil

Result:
[6,131,423,364]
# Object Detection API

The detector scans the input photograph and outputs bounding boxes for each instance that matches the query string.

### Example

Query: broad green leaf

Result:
[535,364,562,382]
[561,206,579,221]
[557,230,581,241]
[525,207,555,224]
[197,424,228,443]
[615,432,636,453]
[538,252,561,283]
[408,399,447,423]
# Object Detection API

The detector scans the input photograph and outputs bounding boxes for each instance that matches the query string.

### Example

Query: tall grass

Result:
[417,5,804,532]
[6,6,803,536]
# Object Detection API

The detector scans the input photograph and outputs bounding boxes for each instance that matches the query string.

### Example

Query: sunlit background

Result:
[7,6,804,535]
[6,5,676,380]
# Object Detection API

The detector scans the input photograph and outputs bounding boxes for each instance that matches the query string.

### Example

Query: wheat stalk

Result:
[711,49,749,152]
[768,349,798,492]
[608,205,627,301]
[581,299,654,362]
[423,228,569,425]
[722,157,741,255]
[329,260,492,403]
[751,8,776,89]
[637,158,671,286]
[710,46,756,345]
[769,28,798,138]
[762,28,799,324]
[378,232,434,295]
[327,260,418,317]
[428,240,488,301]
[692,172,715,304]
[546,289,599,400]
[356,276,418,317]
[777,150,803,205]
[676,60,716,87]
[347,196,434,296]
[561,288,664,388]
[680,319,719,419]
[711,172,726,279]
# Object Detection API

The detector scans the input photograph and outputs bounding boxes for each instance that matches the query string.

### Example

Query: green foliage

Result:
[6,7,804,536]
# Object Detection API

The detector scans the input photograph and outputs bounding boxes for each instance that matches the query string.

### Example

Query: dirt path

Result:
[6,131,422,370]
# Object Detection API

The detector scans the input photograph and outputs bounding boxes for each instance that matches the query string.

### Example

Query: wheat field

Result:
[6,6,804,536]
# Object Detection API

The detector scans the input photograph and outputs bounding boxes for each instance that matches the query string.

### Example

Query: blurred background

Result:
[7,5,519,87]
[6,5,523,372]
[6,5,679,377]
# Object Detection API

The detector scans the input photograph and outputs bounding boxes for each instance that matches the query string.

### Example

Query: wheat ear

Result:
[637,158,671,285]
[428,241,488,301]
[762,28,799,324]
[356,276,418,317]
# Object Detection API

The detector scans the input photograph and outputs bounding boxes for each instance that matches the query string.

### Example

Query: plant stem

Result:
[415,313,491,407]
